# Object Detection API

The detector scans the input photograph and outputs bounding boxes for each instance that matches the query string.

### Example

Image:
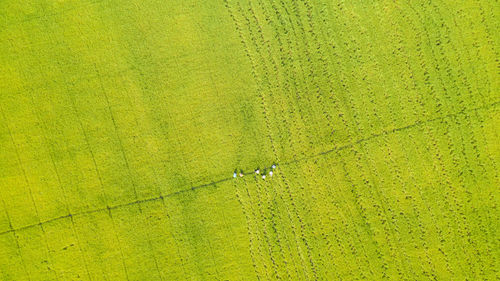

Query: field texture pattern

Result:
[0,0,499,280]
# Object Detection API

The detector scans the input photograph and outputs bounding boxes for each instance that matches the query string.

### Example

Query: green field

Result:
[0,0,499,280]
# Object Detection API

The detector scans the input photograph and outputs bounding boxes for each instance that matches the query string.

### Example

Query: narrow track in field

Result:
[0,100,498,236]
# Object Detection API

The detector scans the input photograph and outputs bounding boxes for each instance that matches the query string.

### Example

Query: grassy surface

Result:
[0,0,499,280]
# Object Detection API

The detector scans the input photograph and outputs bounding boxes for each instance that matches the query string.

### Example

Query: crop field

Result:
[0,0,499,280]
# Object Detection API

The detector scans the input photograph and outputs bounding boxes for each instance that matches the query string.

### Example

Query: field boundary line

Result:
[0,100,498,237]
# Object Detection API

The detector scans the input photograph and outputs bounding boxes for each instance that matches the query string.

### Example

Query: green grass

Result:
[0,0,499,280]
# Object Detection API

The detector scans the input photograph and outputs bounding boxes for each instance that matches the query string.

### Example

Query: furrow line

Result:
[0,100,497,238]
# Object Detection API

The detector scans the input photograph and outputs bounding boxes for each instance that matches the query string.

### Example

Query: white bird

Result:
[255,169,260,174]
[233,172,237,178]
[269,171,273,177]
[271,164,276,169]
[262,175,266,179]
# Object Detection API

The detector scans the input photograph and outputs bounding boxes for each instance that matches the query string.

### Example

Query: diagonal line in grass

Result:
[1,100,498,236]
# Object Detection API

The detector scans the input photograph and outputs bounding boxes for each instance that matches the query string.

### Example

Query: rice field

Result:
[0,0,499,280]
